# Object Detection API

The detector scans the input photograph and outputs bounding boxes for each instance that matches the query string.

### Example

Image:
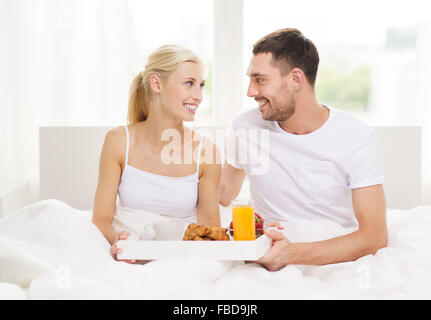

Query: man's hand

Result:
[264,221,284,230]
[256,229,293,271]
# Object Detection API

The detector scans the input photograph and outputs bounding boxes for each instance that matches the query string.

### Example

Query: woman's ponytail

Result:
[127,72,149,124]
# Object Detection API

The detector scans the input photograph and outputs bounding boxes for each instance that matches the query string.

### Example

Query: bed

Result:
[1,125,430,300]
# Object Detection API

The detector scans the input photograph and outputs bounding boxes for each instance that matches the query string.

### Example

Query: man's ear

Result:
[149,74,162,94]
[290,68,305,91]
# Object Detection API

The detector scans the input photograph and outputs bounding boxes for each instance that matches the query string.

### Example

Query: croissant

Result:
[182,224,210,240]
[183,224,230,241]
[193,236,211,241]
[208,226,230,241]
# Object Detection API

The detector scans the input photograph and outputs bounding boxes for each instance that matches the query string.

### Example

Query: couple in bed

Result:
[92,28,388,271]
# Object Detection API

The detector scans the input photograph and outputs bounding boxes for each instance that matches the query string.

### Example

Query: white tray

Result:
[116,235,272,261]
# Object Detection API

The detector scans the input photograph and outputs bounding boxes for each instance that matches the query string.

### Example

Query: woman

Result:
[92,45,221,262]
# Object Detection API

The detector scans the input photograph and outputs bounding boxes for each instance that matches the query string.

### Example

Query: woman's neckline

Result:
[124,164,198,179]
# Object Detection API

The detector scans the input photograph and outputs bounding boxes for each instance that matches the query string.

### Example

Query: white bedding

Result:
[1,199,431,299]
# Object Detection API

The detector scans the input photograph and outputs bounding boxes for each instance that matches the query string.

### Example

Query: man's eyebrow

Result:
[248,72,266,78]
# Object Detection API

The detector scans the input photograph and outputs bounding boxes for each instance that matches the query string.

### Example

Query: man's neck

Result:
[278,98,329,135]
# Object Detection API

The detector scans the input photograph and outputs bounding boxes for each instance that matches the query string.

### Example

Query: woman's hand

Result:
[110,231,137,264]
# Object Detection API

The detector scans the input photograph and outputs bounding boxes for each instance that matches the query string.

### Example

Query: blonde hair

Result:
[127,45,205,124]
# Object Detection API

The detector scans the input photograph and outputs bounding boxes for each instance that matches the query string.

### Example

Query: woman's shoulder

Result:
[185,127,211,144]
[187,129,221,168]
[102,126,128,162]
[105,123,143,140]
[105,126,127,145]
[187,128,215,151]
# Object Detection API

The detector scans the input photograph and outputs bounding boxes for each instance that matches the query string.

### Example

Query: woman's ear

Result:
[149,74,162,94]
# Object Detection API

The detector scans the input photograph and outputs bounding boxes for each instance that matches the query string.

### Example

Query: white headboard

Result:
[39,127,113,210]
[39,126,422,210]
[373,126,422,209]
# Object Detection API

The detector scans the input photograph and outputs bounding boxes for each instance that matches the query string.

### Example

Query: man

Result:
[220,28,387,271]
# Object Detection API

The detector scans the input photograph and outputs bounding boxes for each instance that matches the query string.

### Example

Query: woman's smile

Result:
[184,103,198,113]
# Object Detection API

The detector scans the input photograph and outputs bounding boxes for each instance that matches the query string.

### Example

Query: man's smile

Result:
[256,98,269,110]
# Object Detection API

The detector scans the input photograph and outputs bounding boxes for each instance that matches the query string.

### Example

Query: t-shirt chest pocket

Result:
[299,159,335,194]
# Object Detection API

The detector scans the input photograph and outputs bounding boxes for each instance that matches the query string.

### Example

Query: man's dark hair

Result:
[253,28,320,86]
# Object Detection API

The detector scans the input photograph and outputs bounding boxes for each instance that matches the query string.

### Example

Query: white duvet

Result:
[1,199,431,300]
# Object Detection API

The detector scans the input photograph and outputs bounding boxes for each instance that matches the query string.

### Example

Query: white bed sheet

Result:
[1,199,431,300]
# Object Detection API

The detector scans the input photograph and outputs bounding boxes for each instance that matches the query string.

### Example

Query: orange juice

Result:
[232,200,256,241]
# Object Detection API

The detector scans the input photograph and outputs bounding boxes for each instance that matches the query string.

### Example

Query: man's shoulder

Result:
[331,107,374,137]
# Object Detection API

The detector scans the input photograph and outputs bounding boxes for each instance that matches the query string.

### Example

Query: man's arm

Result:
[219,162,246,206]
[257,184,388,270]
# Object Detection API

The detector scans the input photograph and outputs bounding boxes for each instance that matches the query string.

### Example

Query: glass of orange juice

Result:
[232,199,256,241]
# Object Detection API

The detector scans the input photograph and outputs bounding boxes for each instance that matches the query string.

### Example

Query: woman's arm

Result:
[196,139,222,227]
[92,127,125,245]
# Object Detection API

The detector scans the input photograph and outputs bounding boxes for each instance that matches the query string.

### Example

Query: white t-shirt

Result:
[226,106,384,227]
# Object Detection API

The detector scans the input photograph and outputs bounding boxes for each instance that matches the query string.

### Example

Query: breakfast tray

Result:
[116,235,272,261]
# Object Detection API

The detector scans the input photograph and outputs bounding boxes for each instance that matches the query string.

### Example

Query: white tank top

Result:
[118,126,203,222]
